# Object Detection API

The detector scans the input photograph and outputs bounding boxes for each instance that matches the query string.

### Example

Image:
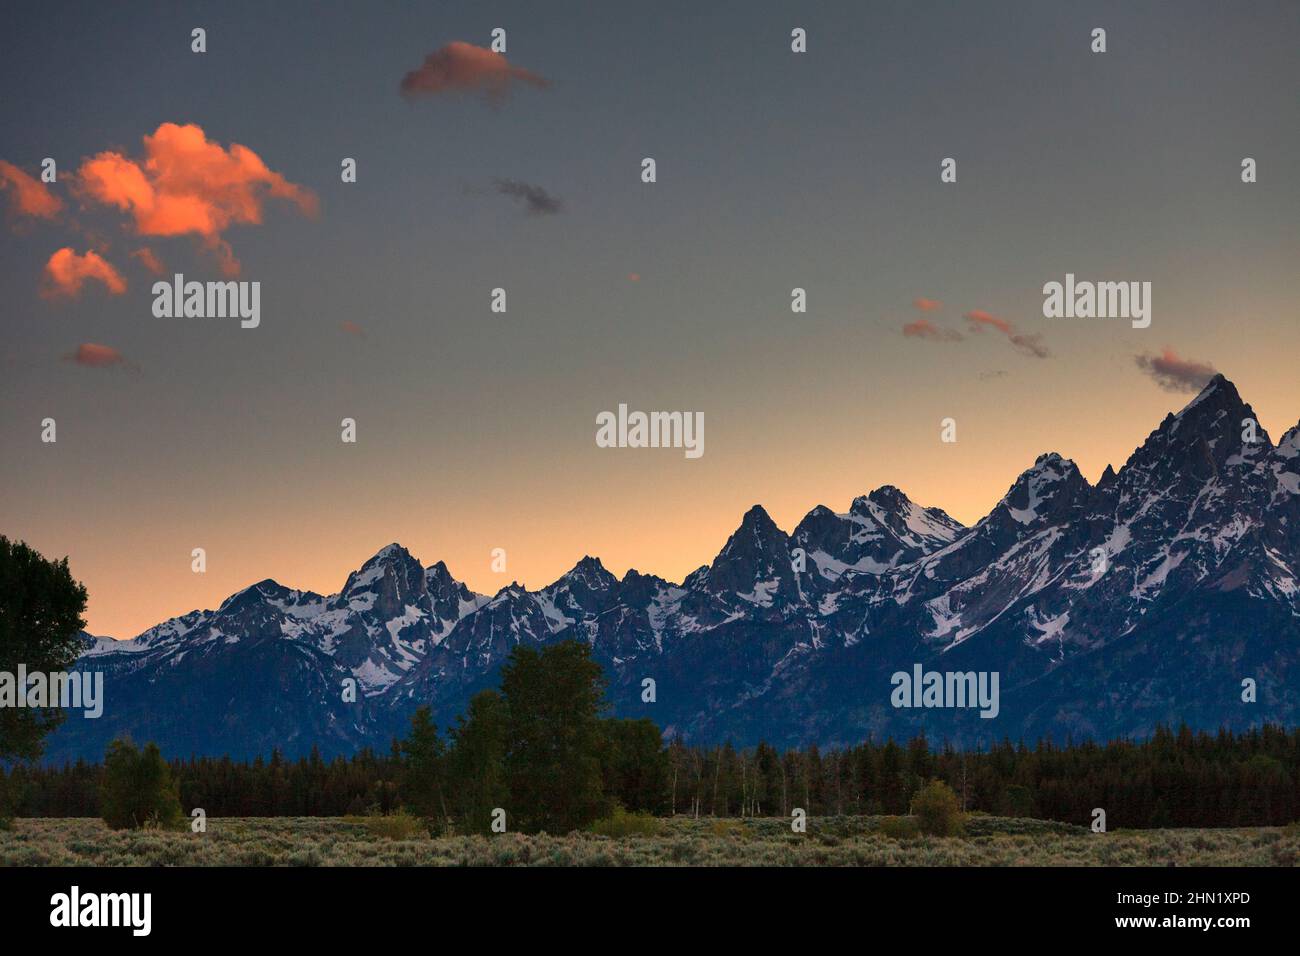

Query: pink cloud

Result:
[131,246,165,275]
[912,297,943,312]
[963,309,1014,335]
[0,160,62,220]
[963,309,1050,359]
[400,42,550,103]
[42,248,127,298]
[64,343,129,369]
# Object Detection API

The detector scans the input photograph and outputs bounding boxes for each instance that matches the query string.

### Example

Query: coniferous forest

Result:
[5,655,1299,832]
[10,723,1300,827]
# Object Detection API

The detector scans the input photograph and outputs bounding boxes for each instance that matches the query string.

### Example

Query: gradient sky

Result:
[2,1,1297,638]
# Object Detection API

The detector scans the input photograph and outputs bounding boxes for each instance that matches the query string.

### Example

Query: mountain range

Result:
[48,374,1300,761]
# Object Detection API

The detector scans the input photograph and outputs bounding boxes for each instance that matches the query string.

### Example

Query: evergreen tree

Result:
[399,706,447,827]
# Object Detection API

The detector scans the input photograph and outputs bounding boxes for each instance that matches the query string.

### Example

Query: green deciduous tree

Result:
[100,738,184,830]
[447,689,509,834]
[0,537,88,760]
[911,778,965,836]
[499,642,607,833]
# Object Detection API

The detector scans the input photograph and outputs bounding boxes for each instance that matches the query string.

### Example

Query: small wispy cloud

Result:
[492,178,562,215]
[902,318,963,342]
[130,247,165,276]
[963,309,1051,359]
[1135,348,1217,393]
[63,342,133,370]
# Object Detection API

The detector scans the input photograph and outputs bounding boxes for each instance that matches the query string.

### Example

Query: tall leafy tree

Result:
[447,689,509,834]
[499,641,607,833]
[0,537,88,760]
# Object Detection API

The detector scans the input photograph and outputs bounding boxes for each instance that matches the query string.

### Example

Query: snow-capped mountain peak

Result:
[58,374,1300,761]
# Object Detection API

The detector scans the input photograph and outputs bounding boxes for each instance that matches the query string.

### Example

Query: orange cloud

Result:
[64,343,129,368]
[963,309,1013,334]
[1135,348,1217,393]
[42,247,127,298]
[400,42,550,103]
[963,309,1050,359]
[0,160,62,219]
[341,320,365,337]
[902,318,963,342]
[912,297,943,312]
[74,123,317,276]
[131,247,165,275]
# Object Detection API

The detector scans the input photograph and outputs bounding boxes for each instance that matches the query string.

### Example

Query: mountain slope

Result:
[45,374,1300,760]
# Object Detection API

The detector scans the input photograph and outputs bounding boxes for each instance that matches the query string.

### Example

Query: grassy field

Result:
[3,815,1298,866]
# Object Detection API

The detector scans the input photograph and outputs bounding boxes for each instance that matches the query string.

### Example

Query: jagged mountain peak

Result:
[562,554,617,587]
[691,504,797,606]
[682,564,711,590]
[864,484,911,509]
[791,486,964,588]
[354,542,424,575]
[719,505,789,554]
[58,371,1300,762]
[1174,372,1238,417]
[217,578,295,614]
[423,559,483,613]
[850,485,961,528]
[1269,422,1300,504]
[1163,373,1266,447]
[1113,374,1270,502]
[334,542,428,615]
[737,503,780,530]
[370,541,411,559]
[1276,423,1300,465]
[478,582,536,613]
[990,453,1089,528]
[344,542,426,587]
[424,559,454,583]
[545,556,619,601]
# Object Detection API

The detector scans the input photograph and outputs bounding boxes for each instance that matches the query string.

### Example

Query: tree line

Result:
[6,703,1300,830]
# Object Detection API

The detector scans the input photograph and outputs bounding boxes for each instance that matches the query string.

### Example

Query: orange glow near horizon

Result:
[13,370,1299,640]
